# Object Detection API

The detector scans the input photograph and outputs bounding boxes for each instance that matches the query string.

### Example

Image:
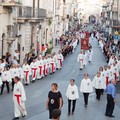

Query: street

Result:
[0,37,120,120]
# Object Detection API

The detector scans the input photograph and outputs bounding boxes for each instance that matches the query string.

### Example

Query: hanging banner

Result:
[81,38,89,50]
[85,31,90,38]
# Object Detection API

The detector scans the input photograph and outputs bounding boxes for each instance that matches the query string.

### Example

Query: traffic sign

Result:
[114,35,118,40]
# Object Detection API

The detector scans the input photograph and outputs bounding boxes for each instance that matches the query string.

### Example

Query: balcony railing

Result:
[35,8,46,18]
[18,7,46,19]
[18,6,32,18]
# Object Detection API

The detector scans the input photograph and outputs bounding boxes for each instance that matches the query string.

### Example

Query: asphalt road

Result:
[0,37,120,120]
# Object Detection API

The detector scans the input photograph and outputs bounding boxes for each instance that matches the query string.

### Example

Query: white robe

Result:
[66,84,79,100]
[17,67,24,79]
[87,50,93,62]
[49,58,56,73]
[30,62,38,81]
[83,53,88,66]
[0,77,3,86]
[43,59,48,75]
[92,76,104,89]
[103,70,109,88]
[10,68,19,79]
[53,55,58,69]
[36,60,44,79]
[57,54,64,69]
[22,64,31,84]
[13,81,27,117]
[80,78,93,93]
[1,70,12,82]
[77,53,84,69]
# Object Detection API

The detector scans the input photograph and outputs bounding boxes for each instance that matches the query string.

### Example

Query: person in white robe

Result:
[53,52,57,70]
[57,51,64,70]
[46,56,50,74]
[92,72,104,100]
[87,49,93,62]
[30,58,38,82]
[80,73,93,107]
[36,56,44,79]
[83,52,88,66]
[17,64,24,81]
[66,79,79,116]
[22,61,31,85]
[103,65,109,87]
[77,51,84,70]
[50,55,56,74]
[1,66,12,94]
[10,64,19,91]
[13,76,27,120]
[42,56,48,76]
[112,62,119,82]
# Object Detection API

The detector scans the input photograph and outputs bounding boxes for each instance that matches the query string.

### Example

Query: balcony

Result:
[17,7,46,23]
[112,6,118,13]
[29,8,46,23]
[6,25,17,42]
[0,0,22,7]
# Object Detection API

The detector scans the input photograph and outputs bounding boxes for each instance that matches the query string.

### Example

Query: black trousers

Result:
[95,89,102,100]
[105,94,115,116]
[1,81,9,94]
[83,93,89,105]
[68,99,76,114]
[12,78,15,91]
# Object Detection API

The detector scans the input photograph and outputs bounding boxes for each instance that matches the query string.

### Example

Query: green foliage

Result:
[46,47,53,54]
[48,18,52,26]
[49,40,53,44]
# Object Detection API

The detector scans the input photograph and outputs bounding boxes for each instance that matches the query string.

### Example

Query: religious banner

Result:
[81,38,89,50]
[85,31,90,38]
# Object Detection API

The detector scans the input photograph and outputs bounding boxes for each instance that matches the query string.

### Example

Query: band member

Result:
[22,61,31,85]
[92,72,104,100]
[66,79,79,116]
[37,56,44,79]
[77,51,84,70]
[30,58,38,82]
[13,76,27,120]
[57,51,64,70]
[50,55,56,74]
[87,49,93,62]
[1,66,12,94]
[10,64,19,91]
[80,73,93,107]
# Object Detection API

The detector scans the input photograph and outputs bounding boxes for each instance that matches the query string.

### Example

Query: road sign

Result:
[114,35,118,40]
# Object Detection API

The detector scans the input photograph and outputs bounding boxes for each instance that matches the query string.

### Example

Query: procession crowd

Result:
[0,25,120,120]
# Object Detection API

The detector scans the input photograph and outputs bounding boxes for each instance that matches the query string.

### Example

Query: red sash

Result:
[106,76,109,85]
[58,59,62,67]
[24,71,29,82]
[44,65,48,75]
[80,59,83,62]
[31,68,37,78]
[14,94,24,110]
[51,63,54,72]
[39,66,42,75]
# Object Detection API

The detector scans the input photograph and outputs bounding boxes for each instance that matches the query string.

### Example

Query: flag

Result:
[81,38,89,50]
